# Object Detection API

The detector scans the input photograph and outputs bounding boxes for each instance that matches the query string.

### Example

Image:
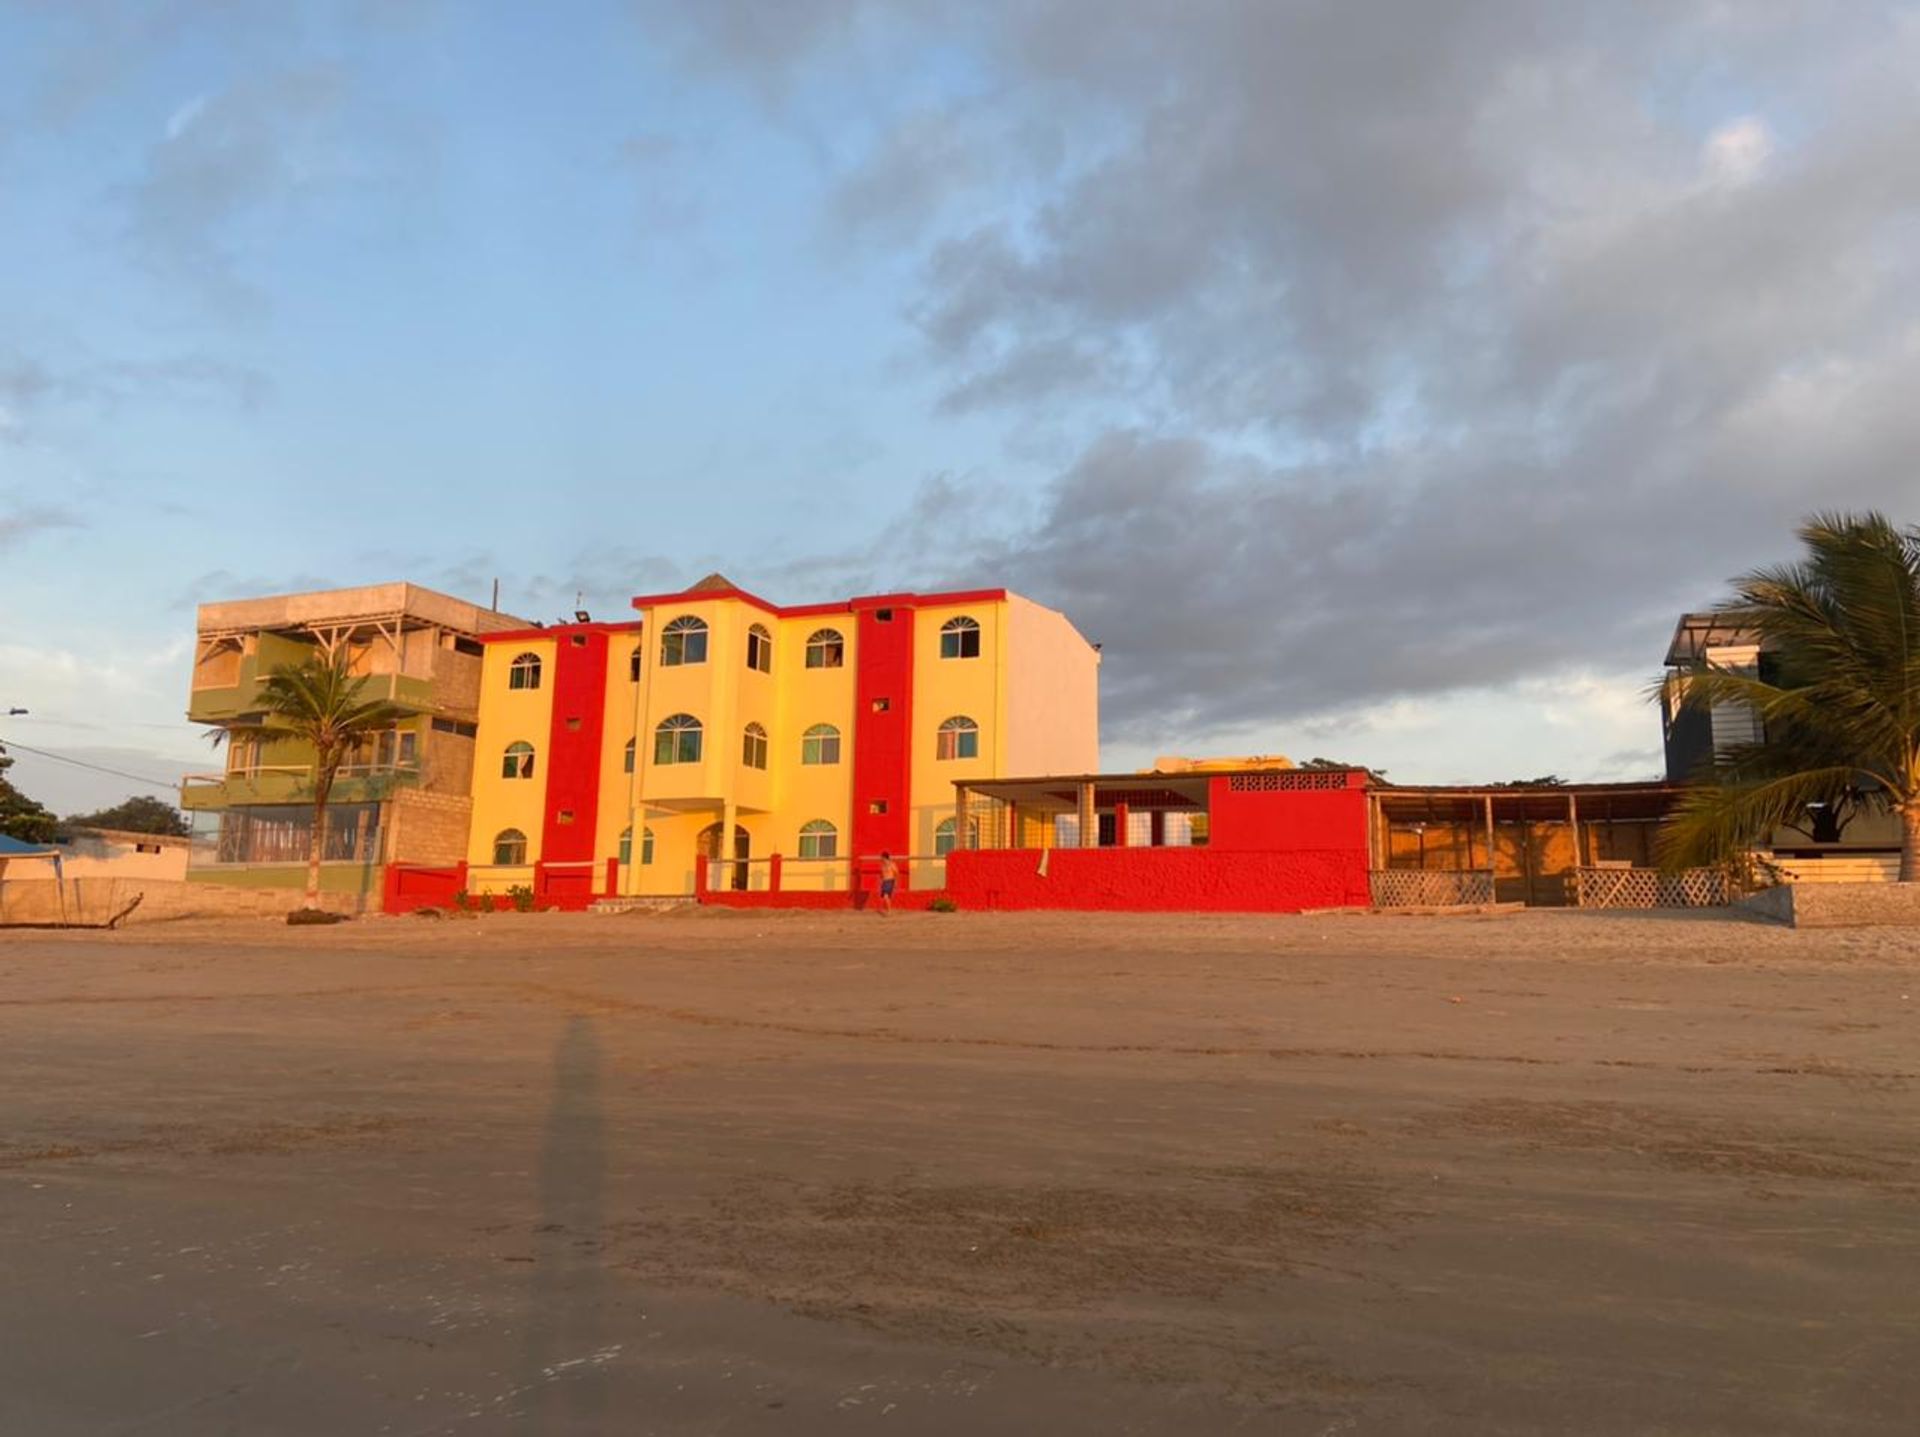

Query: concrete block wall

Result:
[387,790,473,866]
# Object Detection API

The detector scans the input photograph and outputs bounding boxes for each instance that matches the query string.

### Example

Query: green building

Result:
[182,583,530,897]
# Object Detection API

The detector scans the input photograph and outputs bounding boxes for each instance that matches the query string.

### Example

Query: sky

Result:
[4,0,1920,815]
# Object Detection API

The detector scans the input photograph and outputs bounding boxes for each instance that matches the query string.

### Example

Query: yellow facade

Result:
[462,583,1099,898]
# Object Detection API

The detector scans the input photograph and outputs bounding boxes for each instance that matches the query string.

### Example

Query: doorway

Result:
[697,822,750,892]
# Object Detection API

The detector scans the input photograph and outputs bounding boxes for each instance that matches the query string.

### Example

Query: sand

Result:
[1,907,1915,1434]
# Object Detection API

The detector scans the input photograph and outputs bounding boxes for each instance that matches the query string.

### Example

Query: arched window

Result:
[934,816,979,857]
[745,623,773,674]
[629,644,642,682]
[623,737,636,774]
[654,713,703,765]
[619,826,631,866]
[801,723,841,765]
[805,628,845,669]
[502,741,536,779]
[936,715,980,761]
[741,721,769,770]
[798,819,838,859]
[618,825,654,866]
[661,616,708,667]
[493,828,528,865]
[508,652,542,689]
[939,616,981,659]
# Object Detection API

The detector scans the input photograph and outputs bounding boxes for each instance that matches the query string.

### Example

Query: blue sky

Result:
[4,2,1918,813]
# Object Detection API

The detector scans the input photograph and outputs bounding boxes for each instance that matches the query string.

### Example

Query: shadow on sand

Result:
[517,1014,612,1424]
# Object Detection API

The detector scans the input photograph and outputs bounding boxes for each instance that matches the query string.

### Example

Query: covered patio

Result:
[1369,782,1718,907]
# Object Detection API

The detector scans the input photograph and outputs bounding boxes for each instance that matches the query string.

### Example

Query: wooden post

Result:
[1005,801,1019,850]
[1567,791,1582,907]
[1078,781,1096,848]
[955,784,972,851]
[1113,801,1130,848]
[1484,794,1495,895]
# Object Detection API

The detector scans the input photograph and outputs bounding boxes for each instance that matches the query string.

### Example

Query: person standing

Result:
[876,851,898,916]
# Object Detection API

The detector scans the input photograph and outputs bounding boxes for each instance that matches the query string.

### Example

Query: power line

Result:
[0,736,182,792]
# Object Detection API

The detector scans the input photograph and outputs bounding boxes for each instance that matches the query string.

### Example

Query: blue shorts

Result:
[879,878,897,896]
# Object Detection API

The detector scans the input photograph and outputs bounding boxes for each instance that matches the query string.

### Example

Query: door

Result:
[698,822,750,891]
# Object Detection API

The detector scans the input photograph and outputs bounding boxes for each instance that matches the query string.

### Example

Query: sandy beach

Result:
[2,907,1915,1433]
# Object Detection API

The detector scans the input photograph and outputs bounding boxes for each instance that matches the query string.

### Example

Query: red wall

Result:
[945,846,1370,912]
[541,629,610,864]
[1206,775,1369,853]
[850,600,914,861]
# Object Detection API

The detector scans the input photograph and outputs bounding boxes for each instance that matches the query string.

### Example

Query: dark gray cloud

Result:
[640,0,1920,748]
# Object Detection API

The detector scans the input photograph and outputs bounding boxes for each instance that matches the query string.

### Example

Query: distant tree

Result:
[1661,512,1920,881]
[240,652,411,909]
[1300,757,1390,780]
[65,795,191,837]
[1489,775,1567,788]
[0,748,58,844]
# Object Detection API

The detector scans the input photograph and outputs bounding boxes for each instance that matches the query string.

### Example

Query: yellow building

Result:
[462,576,1099,901]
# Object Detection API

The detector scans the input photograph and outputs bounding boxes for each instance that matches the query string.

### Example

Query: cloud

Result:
[0,504,81,549]
[647,0,1920,763]
[120,67,346,308]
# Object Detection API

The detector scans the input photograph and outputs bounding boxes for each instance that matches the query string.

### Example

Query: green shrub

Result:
[451,888,472,911]
[507,884,536,913]
[928,896,959,913]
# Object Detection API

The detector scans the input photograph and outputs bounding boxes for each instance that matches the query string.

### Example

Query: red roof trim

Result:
[482,620,646,644]
[627,586,1010,618]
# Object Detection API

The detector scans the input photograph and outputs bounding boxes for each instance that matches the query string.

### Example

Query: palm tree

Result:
[243,651,413,909]
[1661,512,1920,881]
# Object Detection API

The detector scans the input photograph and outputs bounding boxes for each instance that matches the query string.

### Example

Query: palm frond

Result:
[1658,765,1864,870]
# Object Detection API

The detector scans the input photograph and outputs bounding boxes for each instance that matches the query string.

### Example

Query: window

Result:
[619,825,654,865]
[868,799,888,815]
[493,828,528,865]
[661,616,708,666]
[569,634,588,648]
[432,716,478,738]
[798,820,838,859]
[871,697,890,713]
[619,826,631,865]
[556,809,575,825]
[935,817,979,857]
[940,616,981,659]
[564,717,582,732]
[746,623,773,674]
[936,715,980,760]
[805,628,845,668]
[502,741,536,779]
[801,723,841,765]
[623,737,636,774]
[629,645,643,682]
[508,652,542,689]
[654,713,703,765]
[742,721,768,770]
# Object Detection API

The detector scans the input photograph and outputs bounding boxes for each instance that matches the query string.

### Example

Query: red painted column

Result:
[1114,801,1130,848]
[769,853,783,892]
[540,628,612,866]
[603,856,618,897]
[695,852,709,896]
[850,601,915,863]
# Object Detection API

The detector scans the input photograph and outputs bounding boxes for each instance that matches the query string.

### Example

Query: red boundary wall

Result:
[943,846,1369,912]
[384,858,621,914]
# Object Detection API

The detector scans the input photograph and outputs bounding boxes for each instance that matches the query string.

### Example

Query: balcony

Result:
[180,762,423,811]
[189,663,439,724]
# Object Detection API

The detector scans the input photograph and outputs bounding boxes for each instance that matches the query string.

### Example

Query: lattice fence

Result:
[1574,867,1732,909]
[1369,869,1495,908]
